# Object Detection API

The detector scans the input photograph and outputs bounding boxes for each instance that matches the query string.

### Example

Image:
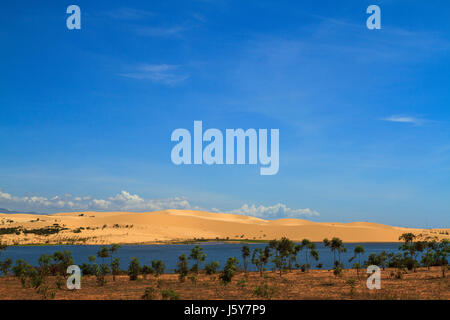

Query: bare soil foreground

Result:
[1,210,449,245]
[0,267,448,300]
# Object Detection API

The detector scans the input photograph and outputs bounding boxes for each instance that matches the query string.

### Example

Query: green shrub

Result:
[205,261,219,275]
[55,276,65,290]
[253,283,276,299]
[176,254,188,282]
[128,257,140,281]
[0,258,12,275]
[142,287,158,300]
[220,257,239,284]
[333,261,343,277]
[189,245,206,274]
[141,265,154,279]
[37,285,56,300]
[188,274,197,284]
[52,250,74,276]
[161,289,180,300]
[237,278,247,288]
[151,260,165,277]
[346,278,357,297]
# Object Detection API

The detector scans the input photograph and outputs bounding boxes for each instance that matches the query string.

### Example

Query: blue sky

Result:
[1,0,449,227]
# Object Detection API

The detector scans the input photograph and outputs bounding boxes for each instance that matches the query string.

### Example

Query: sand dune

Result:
[0,210,448,245]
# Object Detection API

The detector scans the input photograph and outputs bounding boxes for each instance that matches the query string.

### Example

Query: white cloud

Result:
[0,189,192,213]
[225,203,320,219]
[381,115,424,125]
[0,189,320,220]
[120,64,189,85]
[0,190,13,201]
[106,8,154,20]
[136,26,185,37]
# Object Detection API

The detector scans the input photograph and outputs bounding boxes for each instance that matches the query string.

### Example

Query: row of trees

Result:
[0,233,448,289]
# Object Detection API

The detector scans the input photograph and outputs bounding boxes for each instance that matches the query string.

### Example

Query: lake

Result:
[0,242,403,272]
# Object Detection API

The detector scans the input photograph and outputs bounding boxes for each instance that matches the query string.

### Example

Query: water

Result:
[0,242,403,273]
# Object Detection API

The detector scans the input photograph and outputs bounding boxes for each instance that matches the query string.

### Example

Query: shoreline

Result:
[1,210,448,246]
[8,239,407,247]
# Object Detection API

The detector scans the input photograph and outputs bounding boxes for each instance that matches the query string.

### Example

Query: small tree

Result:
[109,244,121,281]
[349,245,365,277]
[88,255,99,276]
[252,247,271,277]
[220,257,239,284]
[0,242,8,257]
[434,239,449,278]
[38,254,53,277]
[346,278,357,298]
[151,260,165,277]
[377,251,389,270]
[289,245,301,271]
[387,253,407,278]
[142,287,157,300]
[0,258,12,275]
[241,245,250,274]
[253,283,276,299]
[96,246,110,285]
[97,246,110,266]
[13,259,35,287]
[52,250,74,277]
[299,239,319,272]
[333,260,343,277]
[323,238,335,263]
[421,240,437,270]
[270,238,294,277]
[189,245,206,274]
[141,265,154,279]
[161,289,180,300]
[205,261,219,275]
[109,244,121,257]
[176,254,189,282]
[324,237,345,265]
[399,233,421,272]
[111,257,120,281]
[97,263,110,286]
[128,257,140,281]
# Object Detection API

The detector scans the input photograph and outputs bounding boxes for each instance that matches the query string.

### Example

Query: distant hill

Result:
[0,208,46,215]
[1,209,448,245]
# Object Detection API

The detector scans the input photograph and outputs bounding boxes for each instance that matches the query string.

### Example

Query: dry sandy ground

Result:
[0,210,448,245]
[0,268,448,300]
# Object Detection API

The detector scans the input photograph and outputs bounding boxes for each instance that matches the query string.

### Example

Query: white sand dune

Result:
[0,210,448,245]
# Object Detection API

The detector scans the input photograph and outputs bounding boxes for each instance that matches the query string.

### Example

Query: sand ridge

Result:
[0,209,448,245]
